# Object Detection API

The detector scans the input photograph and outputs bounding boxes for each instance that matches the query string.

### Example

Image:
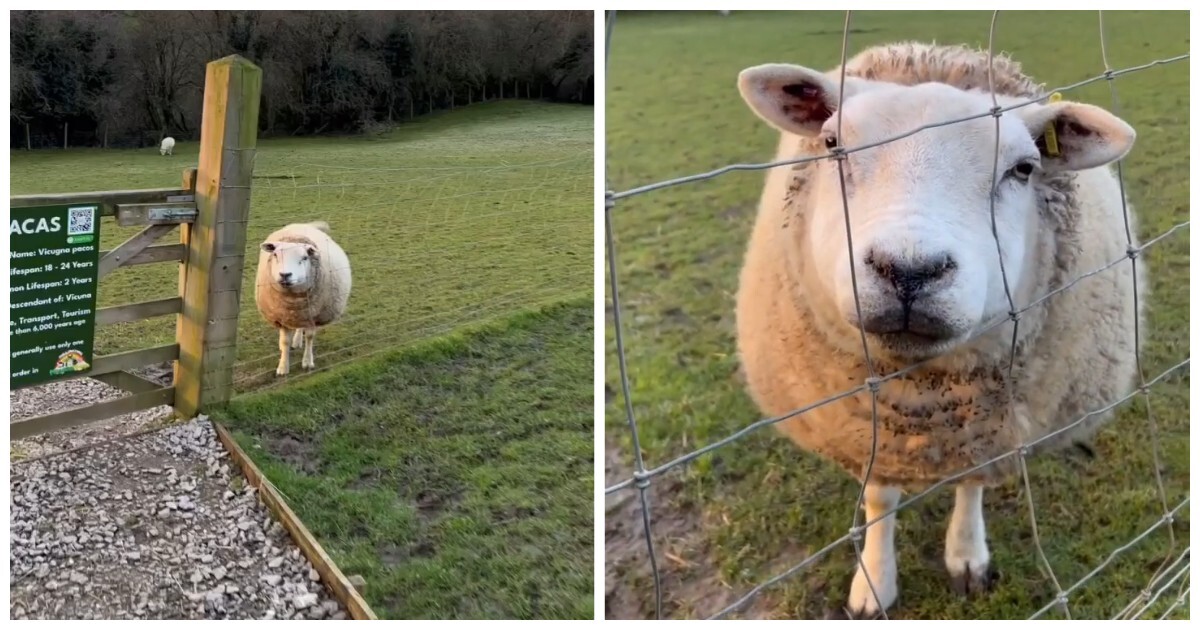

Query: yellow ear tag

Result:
[1044,92,1063,157]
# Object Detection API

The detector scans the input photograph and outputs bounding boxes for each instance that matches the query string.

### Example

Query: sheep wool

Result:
[255,221,352,376]
[160,137,175,156]
[734,42,1142,616]
[737,41,1142,488]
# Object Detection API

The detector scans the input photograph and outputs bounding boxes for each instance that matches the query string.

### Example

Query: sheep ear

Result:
[306,245,319,258]
[260,242,276,253]
[1018,101,1135,171]
[737,64,872,136]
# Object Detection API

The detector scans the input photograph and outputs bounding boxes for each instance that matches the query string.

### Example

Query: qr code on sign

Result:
[67,206,96,235]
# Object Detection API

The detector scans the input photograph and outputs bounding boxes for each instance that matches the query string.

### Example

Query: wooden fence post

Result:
[173,166,198,391]
[175,55,261,419]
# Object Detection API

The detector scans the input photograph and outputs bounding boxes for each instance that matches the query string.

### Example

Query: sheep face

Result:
[739,64,1135,360]
[259,241,319,294]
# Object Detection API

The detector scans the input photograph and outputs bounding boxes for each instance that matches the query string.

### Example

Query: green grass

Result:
[211,300,594,619]
[10,100,592,391]
[605,10,1189,620]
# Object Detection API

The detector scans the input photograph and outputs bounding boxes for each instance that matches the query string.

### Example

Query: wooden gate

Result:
[10,55,262,440]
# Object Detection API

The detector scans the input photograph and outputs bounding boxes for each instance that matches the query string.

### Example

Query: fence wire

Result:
[604,10,1189,620]
[234,149,591,390]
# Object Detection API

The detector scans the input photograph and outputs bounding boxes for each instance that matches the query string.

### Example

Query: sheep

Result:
[254,221,352,377]
[733,42,1141,618]
[160,136,175,156]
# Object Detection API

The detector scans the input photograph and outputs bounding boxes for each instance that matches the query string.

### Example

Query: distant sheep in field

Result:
[734,42,1141,618]
[160,137,175,156]
[255,221,353,376]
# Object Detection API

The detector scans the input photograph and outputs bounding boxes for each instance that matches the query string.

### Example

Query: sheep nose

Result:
[278,272,293,282]
[865,251,956,305]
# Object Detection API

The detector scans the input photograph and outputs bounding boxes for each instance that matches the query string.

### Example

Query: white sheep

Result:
[254,221,352,376]
[160,136,175,156]
[734,42,1141,617]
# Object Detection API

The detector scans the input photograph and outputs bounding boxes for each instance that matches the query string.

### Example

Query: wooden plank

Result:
[98,224,177,279]
[10,188,188,216]
[94,370,166,395]
[57,344,179,383]
[116,202,198,227]
[11,387,175,440]
[176,56,261,419]
[174,168,198,391]
[212,422,378,620]
[96,297,182,326]
[99,243,185,268]
[15,418,178,464]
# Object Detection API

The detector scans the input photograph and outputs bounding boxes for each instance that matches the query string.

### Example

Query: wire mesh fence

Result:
[604,10,1189,620]
[232,150,593,392]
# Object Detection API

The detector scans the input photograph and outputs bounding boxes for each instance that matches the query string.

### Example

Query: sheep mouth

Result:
[873,330,950,347]
[852,309,961,358]
[274,280,308,294]
[856,309,958,340]
[870,330,960,361]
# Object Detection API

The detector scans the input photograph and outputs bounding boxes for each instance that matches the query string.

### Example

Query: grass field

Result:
[212,300,594,619]
[10,100,592,392]
[605,10,1189,620]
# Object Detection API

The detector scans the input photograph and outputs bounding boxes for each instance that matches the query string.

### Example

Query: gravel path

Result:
[11,416,349,620]
[11,368,175,461]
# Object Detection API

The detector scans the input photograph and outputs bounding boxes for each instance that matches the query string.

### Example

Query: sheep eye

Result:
[823,135,838,150]
[1008,161,1035,182]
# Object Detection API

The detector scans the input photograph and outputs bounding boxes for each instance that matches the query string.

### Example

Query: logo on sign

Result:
[50,349,90,376]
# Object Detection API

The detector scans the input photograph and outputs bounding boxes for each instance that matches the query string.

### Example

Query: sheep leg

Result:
[945,484,997,596]
[291,329,304,349]
[846,483,900,618]
[275,328,290,376]
[301,328,317,370]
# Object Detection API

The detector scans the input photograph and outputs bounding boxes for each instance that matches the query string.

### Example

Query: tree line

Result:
[10,10,594,149]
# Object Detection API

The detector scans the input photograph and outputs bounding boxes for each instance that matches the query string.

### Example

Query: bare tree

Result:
[131,12,204,139]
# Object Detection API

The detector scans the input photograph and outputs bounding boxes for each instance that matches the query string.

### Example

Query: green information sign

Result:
[10,204,102,389]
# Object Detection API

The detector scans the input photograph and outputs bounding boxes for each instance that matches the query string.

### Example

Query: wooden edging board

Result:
[212,422,378,620]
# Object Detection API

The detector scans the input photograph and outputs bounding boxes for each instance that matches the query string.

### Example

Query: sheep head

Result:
[259,240,320,294]
[738,63,1135,361]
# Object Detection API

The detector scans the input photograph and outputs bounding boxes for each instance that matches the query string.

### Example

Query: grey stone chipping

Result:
[10,415,349,620]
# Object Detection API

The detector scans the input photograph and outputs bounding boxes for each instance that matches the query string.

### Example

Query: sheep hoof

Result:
[275,366,288,377]
[828,605,885,620]
[846,563,897,619]
[948,561,999,597]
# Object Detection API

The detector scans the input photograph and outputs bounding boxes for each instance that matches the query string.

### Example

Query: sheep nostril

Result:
[865,251,956,304]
